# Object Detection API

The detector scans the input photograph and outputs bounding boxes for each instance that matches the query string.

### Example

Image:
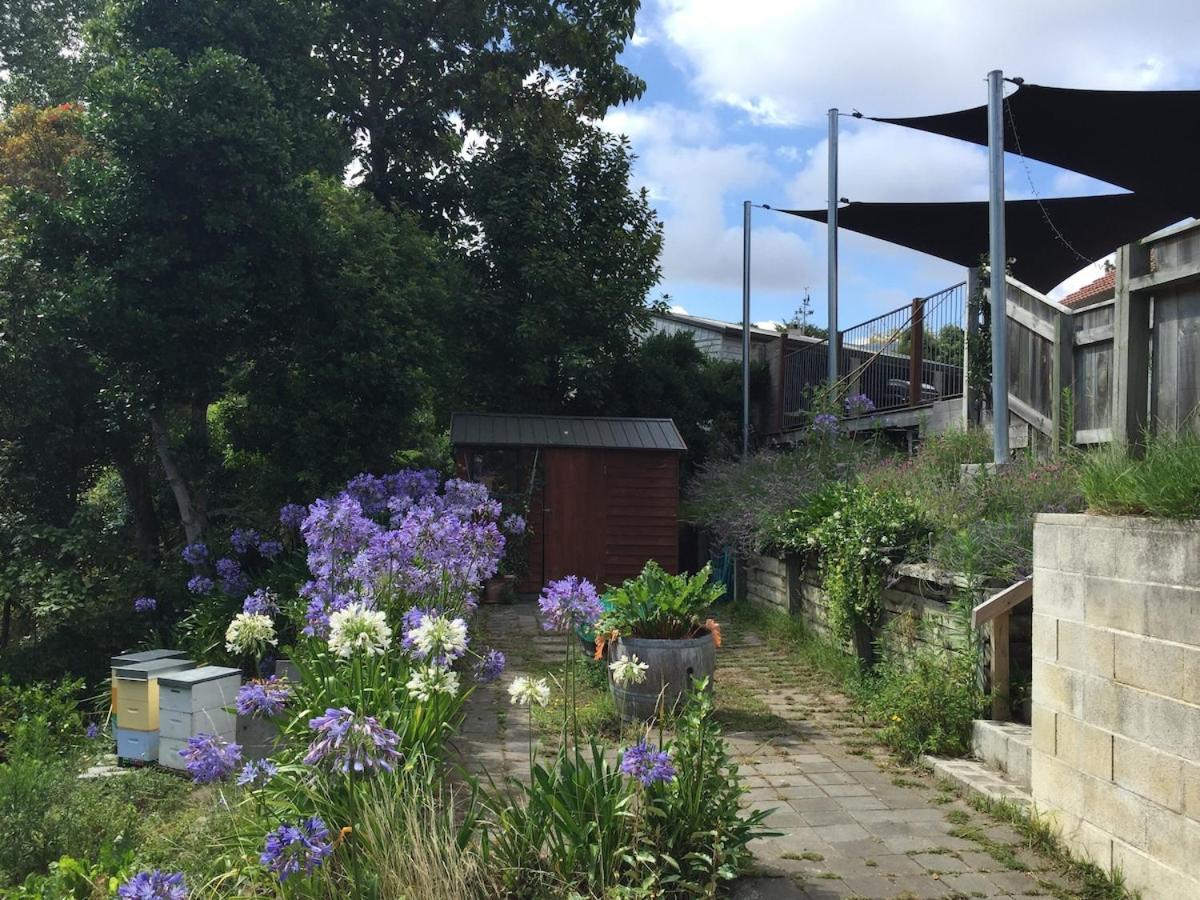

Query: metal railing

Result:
[780,281,966,431]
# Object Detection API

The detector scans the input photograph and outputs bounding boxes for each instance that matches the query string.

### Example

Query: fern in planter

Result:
[803,483,930,646]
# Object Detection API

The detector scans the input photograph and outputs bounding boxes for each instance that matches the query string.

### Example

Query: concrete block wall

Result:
[1032,513,1200,899]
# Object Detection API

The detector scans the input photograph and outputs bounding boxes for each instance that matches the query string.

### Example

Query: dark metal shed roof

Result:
[451,413,687,452]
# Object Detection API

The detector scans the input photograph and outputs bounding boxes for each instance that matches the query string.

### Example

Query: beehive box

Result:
[115,726,160,763]
[156,666,240,770]
[112,657,194,732]
[109,649,190,725]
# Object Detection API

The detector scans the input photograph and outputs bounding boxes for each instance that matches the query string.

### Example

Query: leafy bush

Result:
[0,677,85,760]
[804,484,929,642]
[597,562,725,642]
[1080,430,1200,519]
[11,849,135,900]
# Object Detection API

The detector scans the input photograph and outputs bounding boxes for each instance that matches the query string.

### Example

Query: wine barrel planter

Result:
[610,631,715,722]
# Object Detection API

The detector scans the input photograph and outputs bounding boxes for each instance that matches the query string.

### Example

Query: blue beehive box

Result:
[116,726,160,763]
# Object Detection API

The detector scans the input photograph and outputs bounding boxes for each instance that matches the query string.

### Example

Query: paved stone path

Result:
[457,602,1085,899]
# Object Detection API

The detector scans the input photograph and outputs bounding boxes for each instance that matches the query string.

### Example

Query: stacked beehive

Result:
[112,654,194,762]
[157,666,241,770]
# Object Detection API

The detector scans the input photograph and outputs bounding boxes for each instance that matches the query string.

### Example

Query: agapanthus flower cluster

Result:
[502,513,527,535]
[230,528,262,555]
[133,596,157,613]
[508,676,551,707]
[242,588,279,616]
[621,741,676,786]
[327,603,392,658]
[86,722,101,739]
[257,539,283,560]
[179,733,241,784]
[304,707,401,774]
[406,612,468,665]
[117,869,187,900]
[181,542,208,566]
[187,575,214,595]
[844,393,876,416]
[609,653,649,687]
[812,412,839,437]
[260,817,332,883]
[225,612,277,658]
[279,503,307,531]
[236,676,290,718]
[216,557,250,596]
[472,648,506,683]
[406,664,461,702]
[237,758,277,788]
[538,576,602,632]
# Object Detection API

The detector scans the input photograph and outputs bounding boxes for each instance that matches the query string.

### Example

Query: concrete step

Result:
[971,719,1032,790]
[923,754,1033,812]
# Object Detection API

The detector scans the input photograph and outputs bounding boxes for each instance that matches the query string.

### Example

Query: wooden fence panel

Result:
[1151,287,1200,435]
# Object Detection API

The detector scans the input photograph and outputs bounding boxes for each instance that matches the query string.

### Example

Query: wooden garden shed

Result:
[450,413,686,592]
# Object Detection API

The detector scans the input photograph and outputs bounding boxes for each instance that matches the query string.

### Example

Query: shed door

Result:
[543,448,605,585]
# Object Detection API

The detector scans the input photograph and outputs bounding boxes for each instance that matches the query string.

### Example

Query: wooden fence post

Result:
[909,296,925,407]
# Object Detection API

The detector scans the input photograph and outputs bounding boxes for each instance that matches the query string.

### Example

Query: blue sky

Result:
[602,1,1200,329]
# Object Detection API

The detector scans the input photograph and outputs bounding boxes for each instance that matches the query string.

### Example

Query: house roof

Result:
[1061,270,1116,308]
[450,413,687,452]
[650,309,783,339]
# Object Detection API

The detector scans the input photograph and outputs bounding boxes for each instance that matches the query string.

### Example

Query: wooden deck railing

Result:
[971,577,1033,720]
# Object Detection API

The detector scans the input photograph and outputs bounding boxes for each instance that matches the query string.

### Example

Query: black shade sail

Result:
[871,84,1200,211]
[777,193,1187,293]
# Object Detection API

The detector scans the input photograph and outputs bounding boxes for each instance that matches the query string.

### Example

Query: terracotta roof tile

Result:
[1061,270,1116,308]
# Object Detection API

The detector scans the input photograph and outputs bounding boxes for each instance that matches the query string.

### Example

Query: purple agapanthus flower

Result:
[473,648,506,683]
[216,557,251,596]
[187,575,214,595]
[117,870,187,900]
[181,542,208,566]
[230,528,261,556]
[243,588,279,616]
[261,817,332,883]
[279,503,307,530]
[236,676,290,718]
[86,722,101,740]
[179,733,241,784]
[844,393,876,416]
[304,707,401,775]
[621,741,676,786]
[502,513,527,535]
[257,539,283,560]
[538,576,602,632]
[237,758,277,788]
[812,412,839,437]
[133,596,157,613]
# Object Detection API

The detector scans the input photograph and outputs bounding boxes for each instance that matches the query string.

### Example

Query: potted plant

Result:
[594,561,725,721]
[485,511,528,603]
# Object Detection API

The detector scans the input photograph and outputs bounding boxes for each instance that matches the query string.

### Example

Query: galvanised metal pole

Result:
[987,70,1010,462]
[827,108,839,384]
[742,199,752,457]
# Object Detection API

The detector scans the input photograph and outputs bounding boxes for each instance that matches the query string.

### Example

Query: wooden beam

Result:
[1074,323,1114,347]
[1074,426,1112,445]
[1127,258,1200,294]
[1008,393,1054,437]
[992,612,1011,721]
[972,577,1033,628]
[1006,299,1057,342]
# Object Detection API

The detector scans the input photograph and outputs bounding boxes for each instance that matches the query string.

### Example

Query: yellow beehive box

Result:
[111,657,194,731]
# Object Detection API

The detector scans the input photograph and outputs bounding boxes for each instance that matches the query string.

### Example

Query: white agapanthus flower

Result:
[410,613,469,663]
[608,653,649,687]
[406,664,460,702]
[225,612,277,657]
[508,675,551,707]
[328,603,392,658]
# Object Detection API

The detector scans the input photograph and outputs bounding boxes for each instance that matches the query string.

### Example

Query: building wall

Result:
[1031,513,1200,899]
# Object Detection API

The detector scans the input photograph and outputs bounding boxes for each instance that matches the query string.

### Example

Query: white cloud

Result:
[630,29,654,47]
[656,0,1200,127]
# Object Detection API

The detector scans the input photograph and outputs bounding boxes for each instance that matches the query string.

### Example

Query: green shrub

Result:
[1081,430,1200,519]
[804,484,929,642]
[597,562,725,642]
[0,677,86,760]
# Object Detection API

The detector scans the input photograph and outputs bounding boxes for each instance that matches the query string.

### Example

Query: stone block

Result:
[1080,777,1151,853]
[1042,803,1113,871]
[1032,749,1087,817]
[1146,801,1200,880]
[1032,703,1056,755]
[1032,659,1082,718]
[1112,838,1200,900]
[1055,714,1113,781]
[1030,566,1085,622]
[1185,760,1200,823]
[1143,581,1200,647]
[1056,619,1114,678]
[1032,613,1058,662]
[1113,735,1184,813]
[1114,632,1188,700]
[1112,683,1200,761]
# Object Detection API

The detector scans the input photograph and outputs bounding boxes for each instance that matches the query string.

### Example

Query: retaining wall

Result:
[1032,513,1200,899]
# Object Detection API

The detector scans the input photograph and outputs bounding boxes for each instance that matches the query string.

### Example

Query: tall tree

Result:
[455,104,662,412]
[0,0,103,107]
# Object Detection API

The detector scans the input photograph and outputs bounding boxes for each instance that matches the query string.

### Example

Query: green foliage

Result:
[804,484,929,641]
[0,677,85,759]
[1080,430,1200,519]
[598,562,725,641]
[11,848,135,900]
[639,682,774,895]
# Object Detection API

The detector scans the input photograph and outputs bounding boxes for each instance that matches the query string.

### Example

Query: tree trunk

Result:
[110,433,160,566]
[148,404,206,545]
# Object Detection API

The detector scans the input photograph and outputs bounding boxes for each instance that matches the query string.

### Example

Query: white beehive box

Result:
[156,666,241,770]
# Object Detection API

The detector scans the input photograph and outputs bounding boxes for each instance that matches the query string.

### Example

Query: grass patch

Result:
[1080,430,1200,519]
